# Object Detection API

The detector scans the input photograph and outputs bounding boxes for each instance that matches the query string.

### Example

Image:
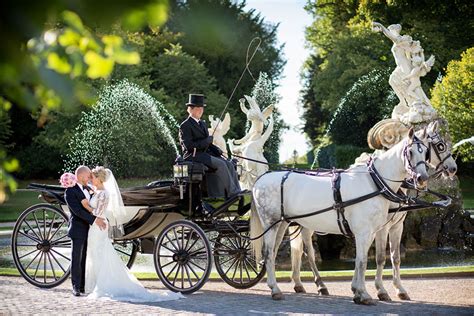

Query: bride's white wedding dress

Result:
[85,189,183,302]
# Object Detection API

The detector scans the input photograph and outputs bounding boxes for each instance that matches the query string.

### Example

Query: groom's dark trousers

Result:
[65,184,96,291]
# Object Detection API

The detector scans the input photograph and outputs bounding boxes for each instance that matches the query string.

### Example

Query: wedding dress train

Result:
[85,189,183,302]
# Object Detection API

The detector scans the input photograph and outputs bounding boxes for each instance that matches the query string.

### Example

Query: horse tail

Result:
[250,196,263,264]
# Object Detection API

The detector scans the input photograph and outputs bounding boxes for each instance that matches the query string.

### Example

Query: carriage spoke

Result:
[32,212,44,240]
[46,253,58,281]
[160,243,177,254]
[224,257,238,276]
[46,212,56,240]
[231,259,240,281]
[159,259,175,270]
[166,262,179,279]
[217,255,235,266]
[183,264,193,287]
[165,234,180,251]
[188,247,206,257]
[214,240,234,251]
[18,231,41,244]
[43,249,47,283]
[188,260,206,271]
[24,250,42,271]
[48,220,66,242]
[19,248,39,260]
[186,262,200,280]
[242,259,251,282]
[183,230,193,251]
[181,264,185,289]
[49,250,67,273]
[43,210,47,242]
[172,264,181,286]
[181,226,185,251]
[172,227,182,250]
[33,252,44,280]
[183,236,199,253]
[50,234,68,246]
[50,248,71,261]
[23,220,43,242]
[244,257,259,275]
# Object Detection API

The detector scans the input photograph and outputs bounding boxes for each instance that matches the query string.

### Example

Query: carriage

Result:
[11,159,266,294]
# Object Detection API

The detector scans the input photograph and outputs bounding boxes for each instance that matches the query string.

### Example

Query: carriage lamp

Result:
[173,164,188,178]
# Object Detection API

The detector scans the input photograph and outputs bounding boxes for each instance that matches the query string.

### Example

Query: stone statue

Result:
[372,22,437,124]
[208,113,231,157]
[228,95,274,190]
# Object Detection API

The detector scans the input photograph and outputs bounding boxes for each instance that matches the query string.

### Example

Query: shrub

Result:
[432,47,474,162]
[327,68,395,147]
[315,144,368,169]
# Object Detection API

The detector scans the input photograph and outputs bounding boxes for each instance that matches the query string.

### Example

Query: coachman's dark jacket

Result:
[179,117,223,166]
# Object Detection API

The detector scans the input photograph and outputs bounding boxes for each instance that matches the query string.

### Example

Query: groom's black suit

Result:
[65,184,96,292]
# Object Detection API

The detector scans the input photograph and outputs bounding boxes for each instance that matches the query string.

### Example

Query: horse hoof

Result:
[378,293,392,301]
[360,298,377,305]
[272,293,284,300]
[294,285,306,293]
[398,293,411,300]
[318,288,330,296]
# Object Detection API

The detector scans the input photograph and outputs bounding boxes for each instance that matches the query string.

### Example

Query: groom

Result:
[65,165,106,296]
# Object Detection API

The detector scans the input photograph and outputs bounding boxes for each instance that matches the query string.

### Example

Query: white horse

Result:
[251,128,431,304]
[280,121,458,300]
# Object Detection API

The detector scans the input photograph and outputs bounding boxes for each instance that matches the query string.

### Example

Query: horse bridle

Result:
[426,132,453,176]
[402,135,430,182]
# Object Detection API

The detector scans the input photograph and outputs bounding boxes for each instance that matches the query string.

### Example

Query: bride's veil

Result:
[103,169,128,226]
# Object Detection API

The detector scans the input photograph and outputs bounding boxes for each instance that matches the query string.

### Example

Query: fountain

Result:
[65,79,179,178]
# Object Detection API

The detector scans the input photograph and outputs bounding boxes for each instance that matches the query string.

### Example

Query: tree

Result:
[431,47,474,162]
[327,68,395,147]
[302,0,474,145]
[1,0,169,201]
[166,0,285,139]
[65,80,178,178]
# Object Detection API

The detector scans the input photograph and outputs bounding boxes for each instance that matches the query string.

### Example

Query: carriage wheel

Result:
[113,240,139,269]
[154,220,212,294]
[11,204,71,288]
[214,231,266,289]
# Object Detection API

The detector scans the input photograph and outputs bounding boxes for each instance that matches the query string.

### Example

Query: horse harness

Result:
[278,136,450,238]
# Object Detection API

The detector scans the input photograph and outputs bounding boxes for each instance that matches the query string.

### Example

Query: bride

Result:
[85,166,183,302]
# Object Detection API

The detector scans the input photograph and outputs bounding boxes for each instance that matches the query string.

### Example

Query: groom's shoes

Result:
[80,288,85,294]
[72,287,81,296]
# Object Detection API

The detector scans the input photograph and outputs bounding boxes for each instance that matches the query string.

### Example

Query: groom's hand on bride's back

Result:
[94,217,107,230]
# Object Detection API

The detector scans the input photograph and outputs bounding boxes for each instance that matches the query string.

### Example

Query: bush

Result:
[327,68,396,147]
[65,79,178,178]
[431,47,474,162]
[315,144,368,169]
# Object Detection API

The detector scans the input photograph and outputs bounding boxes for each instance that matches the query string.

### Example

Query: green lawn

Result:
[1,265,473,279]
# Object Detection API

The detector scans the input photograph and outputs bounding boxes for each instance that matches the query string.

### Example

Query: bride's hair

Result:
[91,166,108,183]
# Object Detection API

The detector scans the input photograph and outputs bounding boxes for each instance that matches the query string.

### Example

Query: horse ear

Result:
[421,126,427,138]
[408,127,415,142]
[431,120,439,132]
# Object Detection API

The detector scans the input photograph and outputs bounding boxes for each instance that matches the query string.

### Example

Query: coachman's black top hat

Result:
[186,94,206,107]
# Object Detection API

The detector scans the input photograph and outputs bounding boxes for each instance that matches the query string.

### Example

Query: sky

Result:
[243,0,312,162]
